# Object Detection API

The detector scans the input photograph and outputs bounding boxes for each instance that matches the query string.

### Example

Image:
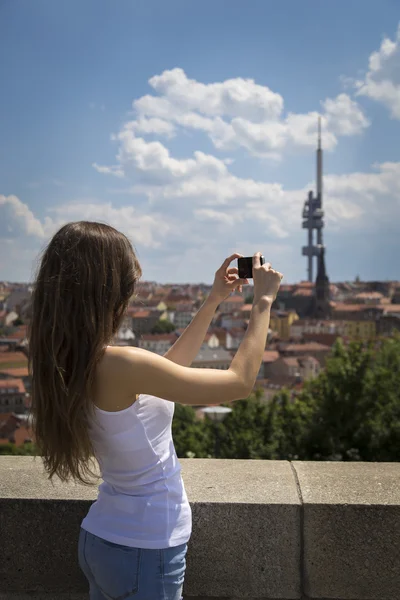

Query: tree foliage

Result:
[0,442,37,456]
[151,319,176,334]
[172,336,400,462]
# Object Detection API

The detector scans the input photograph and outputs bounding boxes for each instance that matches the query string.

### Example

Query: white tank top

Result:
[81,394,192,549]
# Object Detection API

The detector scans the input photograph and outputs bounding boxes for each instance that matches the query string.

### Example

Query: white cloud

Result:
[126,68,369,159]
[147,68,284,121]
[127,117,175,137]
[356,24,400,119]
[323,93,370,135]
[0,194,49,238]
[47,201,170,248]
[0,194,171,250]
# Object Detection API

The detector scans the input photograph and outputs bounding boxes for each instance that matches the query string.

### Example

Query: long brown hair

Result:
[28,221,142,484]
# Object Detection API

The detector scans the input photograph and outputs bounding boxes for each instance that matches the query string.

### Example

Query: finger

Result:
[219,253,243,272]
[227,267,239,275]
[252,252,262,268]
[229,277,248,288]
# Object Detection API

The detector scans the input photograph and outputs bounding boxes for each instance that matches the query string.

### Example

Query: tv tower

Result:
[302,117,325,282]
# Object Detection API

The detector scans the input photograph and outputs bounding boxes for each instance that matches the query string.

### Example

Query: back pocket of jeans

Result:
[85,535,141,600]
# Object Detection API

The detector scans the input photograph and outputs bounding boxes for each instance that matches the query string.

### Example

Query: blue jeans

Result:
[78,528,187,600]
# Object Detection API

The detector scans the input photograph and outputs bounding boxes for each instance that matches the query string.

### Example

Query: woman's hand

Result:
[208,253,249,305]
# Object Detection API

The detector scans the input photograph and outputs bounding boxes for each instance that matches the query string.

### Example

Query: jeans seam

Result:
[160,549,166,600]
[82,530,93,582]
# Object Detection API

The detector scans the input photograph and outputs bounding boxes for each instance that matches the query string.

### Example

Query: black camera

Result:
[237,256,265,279]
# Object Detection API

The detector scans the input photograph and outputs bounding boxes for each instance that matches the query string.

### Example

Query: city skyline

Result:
[1,1,400,284]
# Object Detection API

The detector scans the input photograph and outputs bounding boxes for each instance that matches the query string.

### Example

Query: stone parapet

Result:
[1,457,399,599]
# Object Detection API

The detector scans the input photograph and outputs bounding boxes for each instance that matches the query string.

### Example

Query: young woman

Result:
[28,221,283,600]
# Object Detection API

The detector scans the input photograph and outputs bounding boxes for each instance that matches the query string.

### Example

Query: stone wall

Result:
[1,457,399,600]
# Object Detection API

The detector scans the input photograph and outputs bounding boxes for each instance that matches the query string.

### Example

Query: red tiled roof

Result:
[283,342,331,352]
[303,333,347,347]
[129,310,151,318]
[293,289,313,297]
[281,357,299,367]
[262,351,280,363]
[0,352,28,365]
[0,414,33,447]
[384,304,400,313]
[297,281,315,288]
[0,378,25,393]
[0,367,29,377]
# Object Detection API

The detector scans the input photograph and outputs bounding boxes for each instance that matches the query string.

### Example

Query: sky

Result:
[1,0,400,284]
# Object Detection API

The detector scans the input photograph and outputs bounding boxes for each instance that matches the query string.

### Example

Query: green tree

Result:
[151,319,176,334]
[208,390,272,459]
[0,442,37,456]
[172,403,212,458]
[266,336,400,462]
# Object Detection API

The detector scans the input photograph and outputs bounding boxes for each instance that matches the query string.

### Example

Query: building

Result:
[275,283,315,318]
[240,304,252,319]
[332,303,384,321]
[0,379,26,414]
[0,413,33,446]
[0,366,31,392]
[138,333,177,355]
[219,295,245,314]
[342,321,376,339]
[291,319,346,339]
[203,333,220,349]
[113,326,136,347]
[173,302,195,329]
[127,309,162,335]
[259,350,280,379]
[192,345,232,370]
[378,314,400,337]
[266,356,321,381]
[269,310,299,340]
[311,248,331,319]
[276,341,331,366]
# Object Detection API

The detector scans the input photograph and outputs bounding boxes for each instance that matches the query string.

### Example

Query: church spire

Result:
[313,247,331,319]
[316,246,327,282]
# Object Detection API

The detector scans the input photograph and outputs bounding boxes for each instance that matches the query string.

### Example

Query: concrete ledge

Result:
[1,457,400,599]
[295,461,400,600]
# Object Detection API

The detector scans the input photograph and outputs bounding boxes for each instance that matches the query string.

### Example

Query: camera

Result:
[237,256,265,279]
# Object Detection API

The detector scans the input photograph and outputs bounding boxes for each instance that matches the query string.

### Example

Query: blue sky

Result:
[1,0,400,283]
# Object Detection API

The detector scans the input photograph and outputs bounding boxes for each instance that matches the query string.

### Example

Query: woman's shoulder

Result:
[94,346,140,411]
